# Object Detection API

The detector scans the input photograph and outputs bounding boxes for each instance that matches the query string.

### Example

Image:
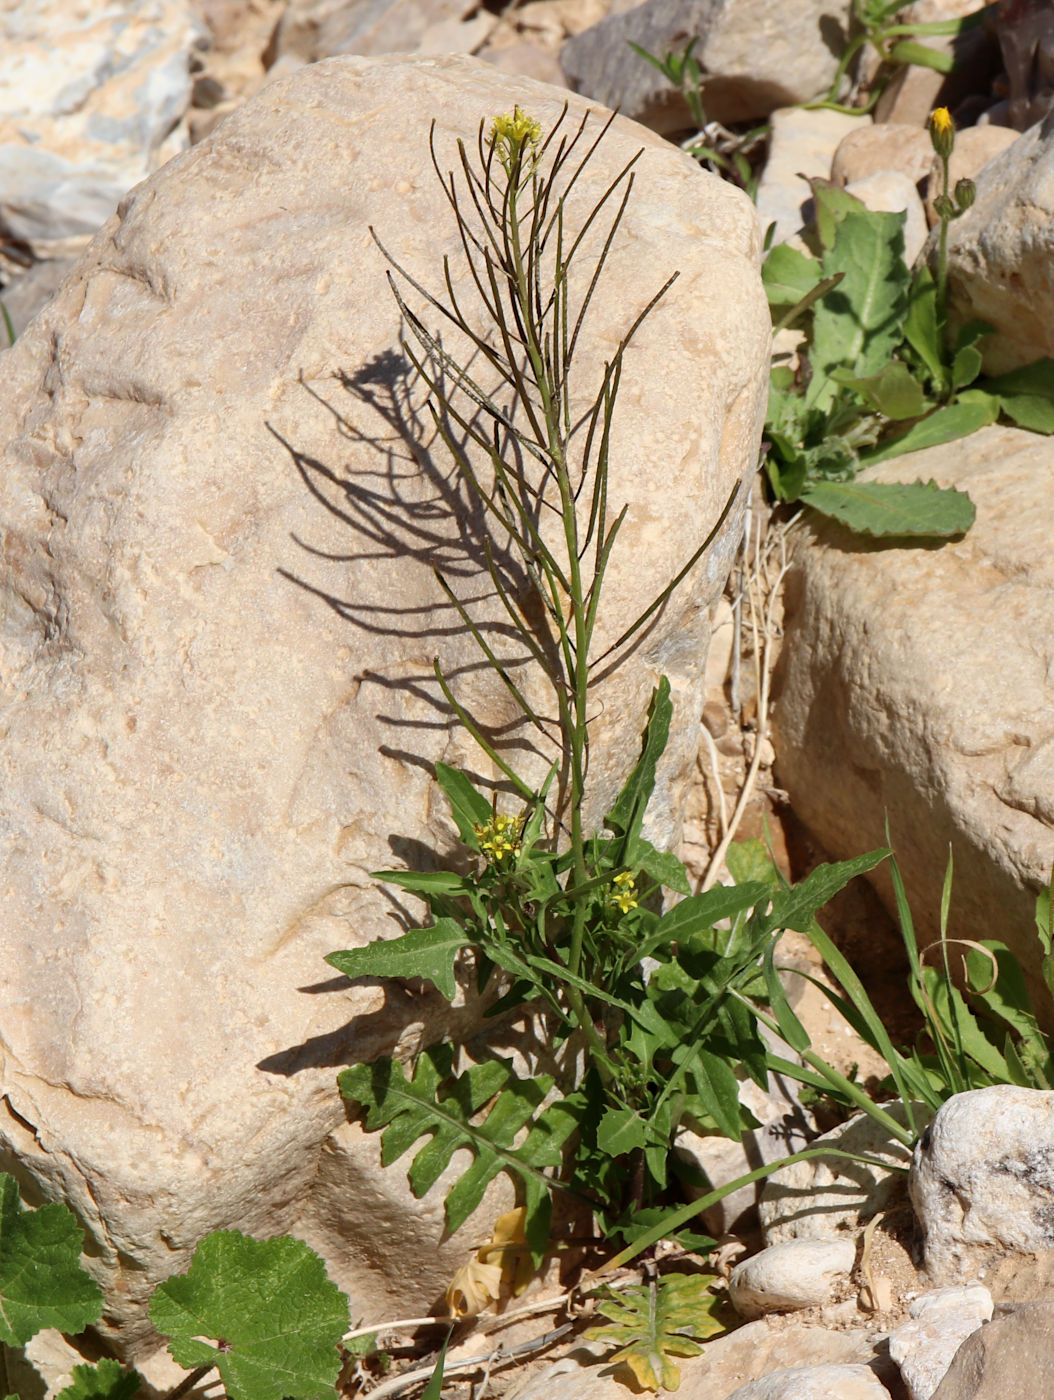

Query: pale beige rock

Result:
[561,0,853,136]
[912,1088,1054,1284]
[0,0,205,252]
[931,1301,1054,1400]
[889,1287,993,1400]
[755,107,864,245]
[831,123,935,189]
[872,0,996,128]
[942,112,1054,372]
[923,125,1018,226]
[773,426,1054,1002]
[270,0,478,62]
[0,52,768,1360]
[730,1239,857,1319]
[760,1108,921,1245]
[725,1365,891,1400]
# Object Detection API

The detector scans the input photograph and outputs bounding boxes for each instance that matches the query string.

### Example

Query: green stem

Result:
[936,151,952,398]
[505,160,613,1088]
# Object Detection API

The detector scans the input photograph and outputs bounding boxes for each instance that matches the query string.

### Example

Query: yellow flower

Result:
[929,107,955,160]
[610,869,638,915]
[489,106,542,177]
[473,812,524,864]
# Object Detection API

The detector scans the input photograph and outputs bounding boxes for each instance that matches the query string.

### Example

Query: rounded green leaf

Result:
[0,1174,102,1346]
[149,1231,348,1400]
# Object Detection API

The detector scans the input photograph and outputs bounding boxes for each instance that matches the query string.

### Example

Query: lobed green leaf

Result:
[149,1232,348,1400]
[0,1174,103,1347]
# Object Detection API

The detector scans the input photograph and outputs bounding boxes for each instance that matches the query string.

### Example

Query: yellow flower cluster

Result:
[489,106,542,175]
[474,812,524,864]
[609,870,638,915]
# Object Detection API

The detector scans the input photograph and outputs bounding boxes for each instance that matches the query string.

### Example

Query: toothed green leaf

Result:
[0,1174,102,1346]
[800,478,976,537]
[56,1360,143,1400]
[149,1232,347,1400]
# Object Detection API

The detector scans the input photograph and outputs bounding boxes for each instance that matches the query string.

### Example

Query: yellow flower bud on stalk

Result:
[929,108,958,368]
[929,106,955,160]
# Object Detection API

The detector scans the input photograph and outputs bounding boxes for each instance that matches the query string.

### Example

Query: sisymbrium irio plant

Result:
[324,106,892,1262]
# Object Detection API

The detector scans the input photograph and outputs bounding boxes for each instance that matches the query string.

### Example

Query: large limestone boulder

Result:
[944,107,1054,373]
[774,426,1054,1001]
[0,53,768,1358]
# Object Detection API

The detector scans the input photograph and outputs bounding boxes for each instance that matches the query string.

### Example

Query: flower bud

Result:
[929,106,955,160]
[954,177,976,212]
[933,192,956,222]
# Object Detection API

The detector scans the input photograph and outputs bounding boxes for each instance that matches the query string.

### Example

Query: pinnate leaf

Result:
[56,1360,143,1400]
[339,1045,567,1244]
[585,1273,728,1392]
[149,1231,348,1400]
[0,1173,102,1346]
[800,479,975,537]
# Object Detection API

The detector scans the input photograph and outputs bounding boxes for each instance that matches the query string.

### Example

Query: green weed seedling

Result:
[763,108,1054,538]
[627,39,768,193]
[810,0,986,115]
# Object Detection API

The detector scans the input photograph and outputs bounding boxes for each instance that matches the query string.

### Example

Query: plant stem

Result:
[937,151,950,326]
[504,149,614,1086]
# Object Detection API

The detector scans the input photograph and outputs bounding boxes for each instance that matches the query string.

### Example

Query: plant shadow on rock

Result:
[258,344,590,1080]
[270,347,575,803]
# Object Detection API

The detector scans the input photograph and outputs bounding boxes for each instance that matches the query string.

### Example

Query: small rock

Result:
[730,1238,857,1319]
[889,1286,993,1400]
[724,1363,892,1400]
[931,1300,1054,1400]
[479,40,567,87]
[270,0,478,62]
[760,1105,923,1245]
[911,1087,1054,1283]
[872,0,1000,127]
[560,0,852,136]
[755,106,864,245]
[831,123,936,189]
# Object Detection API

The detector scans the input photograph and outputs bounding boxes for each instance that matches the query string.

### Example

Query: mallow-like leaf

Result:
[149,1231,348,1400]
[56,1360,143,1400]
[0,1173,102,1346]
